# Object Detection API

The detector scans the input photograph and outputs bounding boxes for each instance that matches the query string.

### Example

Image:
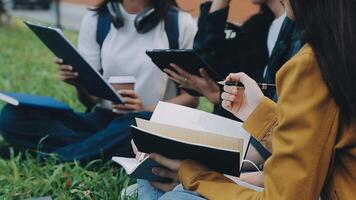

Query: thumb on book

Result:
[150,153,181,171]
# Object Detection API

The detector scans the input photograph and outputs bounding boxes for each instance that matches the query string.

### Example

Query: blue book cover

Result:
[0,92,73,112]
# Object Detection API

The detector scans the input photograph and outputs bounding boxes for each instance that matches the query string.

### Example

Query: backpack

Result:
[96,6,180,50]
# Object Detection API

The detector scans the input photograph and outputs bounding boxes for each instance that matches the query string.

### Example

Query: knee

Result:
[160,192,183,200]
[159,185,205,200]
[0,104,25,132]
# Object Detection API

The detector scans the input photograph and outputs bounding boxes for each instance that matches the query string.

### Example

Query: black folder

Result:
[25,21,124,104]
[146,49,223,81]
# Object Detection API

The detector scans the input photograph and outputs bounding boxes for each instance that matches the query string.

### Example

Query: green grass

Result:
[0,154,135,200]
[0,21,213,199]
[0,21,135,200]
[0,21,84,111]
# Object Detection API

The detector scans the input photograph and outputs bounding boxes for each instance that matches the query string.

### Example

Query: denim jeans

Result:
[138,179,165,200]
[0,104,152,161]
[138,180,205,200]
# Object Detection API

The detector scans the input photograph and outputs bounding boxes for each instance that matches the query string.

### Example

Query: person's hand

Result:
[164,64,221,104]
[221,73,264,121]
[149,153,182,192]
[112,90,145,114]
[55,57,80,86]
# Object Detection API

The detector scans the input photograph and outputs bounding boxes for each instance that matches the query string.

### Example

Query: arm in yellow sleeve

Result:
[243,97,277,151]
[178,46,340,200]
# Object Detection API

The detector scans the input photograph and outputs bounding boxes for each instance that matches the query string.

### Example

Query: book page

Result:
[151,102,251,166]
[0,93,19,106]
[112,157,139,174]
[136,119,244,152]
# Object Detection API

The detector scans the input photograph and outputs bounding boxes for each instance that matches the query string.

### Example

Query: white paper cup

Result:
[108,76,136,91]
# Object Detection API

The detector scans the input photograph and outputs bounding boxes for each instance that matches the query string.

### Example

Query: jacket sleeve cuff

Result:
[243,97,277,140]
[178,160,209,186]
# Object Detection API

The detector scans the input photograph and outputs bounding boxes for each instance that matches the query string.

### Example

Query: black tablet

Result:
[146,49,223,81]
[25,21,124,104]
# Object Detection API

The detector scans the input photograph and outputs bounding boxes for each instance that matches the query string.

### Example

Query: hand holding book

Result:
[113,102,251,183]
[149,153,181,192]
[131,139,180,192]
[164,63,221,104]
[221,73,264,121]
[55,57,80,86]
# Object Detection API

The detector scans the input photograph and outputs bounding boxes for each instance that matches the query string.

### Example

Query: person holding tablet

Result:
[136,1,296,198]
[0,0,198,161]
[137,0,356,198]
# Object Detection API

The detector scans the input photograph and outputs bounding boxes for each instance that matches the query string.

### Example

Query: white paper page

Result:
[151,101,251,167]
[0,93,19,106]
[112,157,139,175]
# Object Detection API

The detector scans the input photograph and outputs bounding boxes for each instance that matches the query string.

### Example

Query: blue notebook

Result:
[0,92,73,112]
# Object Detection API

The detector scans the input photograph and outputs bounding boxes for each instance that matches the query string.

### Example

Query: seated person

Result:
[167,0,300,164]
[137,1,301,198]
[142,0,356,198]
[0,0,199,161]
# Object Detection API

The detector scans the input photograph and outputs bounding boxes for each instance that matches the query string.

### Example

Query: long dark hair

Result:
[94,0,178,20]
[290,0,356,125]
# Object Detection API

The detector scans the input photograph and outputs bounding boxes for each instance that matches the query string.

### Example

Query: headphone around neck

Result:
[107,1,160,34]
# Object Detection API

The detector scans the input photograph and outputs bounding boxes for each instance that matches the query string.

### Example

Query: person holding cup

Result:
[0,0,199,162]
[108,76,145,113]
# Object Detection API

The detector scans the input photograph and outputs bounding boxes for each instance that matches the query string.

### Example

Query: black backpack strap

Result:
[165,7,180,49]
[96,7,112,49]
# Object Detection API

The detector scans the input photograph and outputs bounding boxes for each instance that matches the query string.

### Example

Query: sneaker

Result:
[120,183,138,200]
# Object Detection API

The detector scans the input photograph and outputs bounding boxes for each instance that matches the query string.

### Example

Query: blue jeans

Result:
[0,104,152,161]
[138,180,205,200]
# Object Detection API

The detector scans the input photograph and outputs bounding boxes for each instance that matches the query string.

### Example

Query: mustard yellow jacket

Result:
[178,44,356,200]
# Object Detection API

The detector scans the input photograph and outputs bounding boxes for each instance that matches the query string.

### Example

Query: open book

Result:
[112,102,251,179]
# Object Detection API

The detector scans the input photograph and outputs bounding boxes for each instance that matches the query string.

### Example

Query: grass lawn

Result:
[0,21,213,199]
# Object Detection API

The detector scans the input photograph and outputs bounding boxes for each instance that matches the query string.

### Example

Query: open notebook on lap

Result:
[113,102,251,181]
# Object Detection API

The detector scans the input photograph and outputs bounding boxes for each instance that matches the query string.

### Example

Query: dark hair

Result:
[94,0,178,20]
[290,0,356,125]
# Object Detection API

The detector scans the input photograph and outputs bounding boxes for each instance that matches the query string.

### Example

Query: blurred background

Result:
[1,0,259,30]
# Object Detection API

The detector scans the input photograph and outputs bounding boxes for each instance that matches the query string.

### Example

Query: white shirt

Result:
[77,4,197,109]
[263,13,287,78]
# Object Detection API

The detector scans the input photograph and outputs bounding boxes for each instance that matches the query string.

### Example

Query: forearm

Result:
[168,92,200,108]
[75,85,100,108]
[201,88,221,104]
[210,0,231,13]
[194,1,230,52]
[178,160,259,200]
[243,97,277,141]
